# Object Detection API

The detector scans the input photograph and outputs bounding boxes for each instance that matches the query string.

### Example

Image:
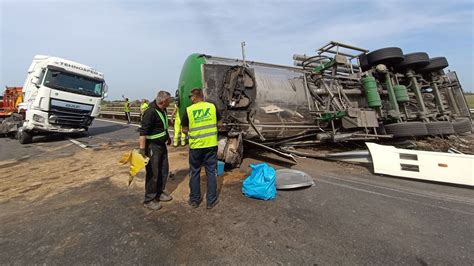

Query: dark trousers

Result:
[189,146,218,204]
[125,112,131,123]
[144,142,169,203]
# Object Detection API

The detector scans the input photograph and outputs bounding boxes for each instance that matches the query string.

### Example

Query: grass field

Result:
[466,94,474,109]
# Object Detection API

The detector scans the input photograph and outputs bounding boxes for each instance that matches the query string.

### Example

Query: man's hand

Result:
[167,137,172,146]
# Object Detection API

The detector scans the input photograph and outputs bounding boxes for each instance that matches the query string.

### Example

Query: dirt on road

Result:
[1,136,473,264]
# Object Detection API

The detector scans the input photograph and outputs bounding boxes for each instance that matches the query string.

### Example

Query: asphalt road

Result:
[1,119,473,264]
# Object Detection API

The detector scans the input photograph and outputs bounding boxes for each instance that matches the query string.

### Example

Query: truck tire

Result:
[452,119,472,134]
[426,121,455,135]
[358,53,371,71]
[384,122,428,137]
[396,52,430,71]
[367,47,404,67]
[418,57,449,73]
[18,128,33,144]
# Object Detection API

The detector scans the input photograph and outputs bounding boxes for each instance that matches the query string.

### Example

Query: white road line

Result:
[67,138,90,150]
[317,178,474,216]
[323,174,474,206]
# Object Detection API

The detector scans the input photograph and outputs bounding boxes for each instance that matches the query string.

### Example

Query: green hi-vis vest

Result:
[140,102,149,113]
[146,109,168,140]
[186,101,218,149]
[124,101,130,112]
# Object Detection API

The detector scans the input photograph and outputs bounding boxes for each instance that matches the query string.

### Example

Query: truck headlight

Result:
[33,114,45,123]
[49,115,58,123]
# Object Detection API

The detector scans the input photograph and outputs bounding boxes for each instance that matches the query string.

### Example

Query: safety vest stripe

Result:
[146,109,168,140]
[188,124,216,132]
[188,131,217,139]
[146,132,167,139]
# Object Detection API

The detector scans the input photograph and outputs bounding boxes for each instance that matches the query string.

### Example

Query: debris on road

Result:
[275,169,314,190]
[242,163,277,200]
[118,149,149,185]
[367,142,474,186]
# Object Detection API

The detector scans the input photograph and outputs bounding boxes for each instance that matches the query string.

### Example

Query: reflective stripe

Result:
[146,108,168,140]
[188,131,217,139]
[186,101,218,149]
[146,131,167,139]
[188,124,216,132]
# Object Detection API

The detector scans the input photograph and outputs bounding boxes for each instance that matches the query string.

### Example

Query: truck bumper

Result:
[24,109,92,133]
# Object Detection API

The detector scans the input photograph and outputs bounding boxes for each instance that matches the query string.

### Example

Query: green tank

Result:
[362,76,382,107]
[393,85,409,103]
[176,54,206,120]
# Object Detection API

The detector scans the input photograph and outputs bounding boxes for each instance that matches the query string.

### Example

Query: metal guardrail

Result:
[99,109,172,122]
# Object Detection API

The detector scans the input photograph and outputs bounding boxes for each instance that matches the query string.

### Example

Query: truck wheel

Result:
[367,47,404,67]
[418,57,449,73]
[384,122,428,137]
[18,128,33,144]
[426,121,455,135]
[395,52,430,71]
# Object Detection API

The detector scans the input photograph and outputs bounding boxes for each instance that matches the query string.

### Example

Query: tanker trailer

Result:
[176,41,472,167]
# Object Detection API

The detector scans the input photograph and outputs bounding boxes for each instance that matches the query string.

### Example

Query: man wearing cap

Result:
[181,88,222,209]
[138,90,172,210]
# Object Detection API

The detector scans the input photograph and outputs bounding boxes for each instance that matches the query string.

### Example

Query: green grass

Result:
[466,94,474,109]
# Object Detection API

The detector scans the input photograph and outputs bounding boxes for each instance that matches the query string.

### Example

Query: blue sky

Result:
[1,0,473,100]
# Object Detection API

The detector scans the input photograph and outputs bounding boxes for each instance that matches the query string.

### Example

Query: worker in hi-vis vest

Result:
[182,88,222,209]
[171,103,186,147]
[140,99,149,120]
[122,95,131,124]
[138,91,173,211]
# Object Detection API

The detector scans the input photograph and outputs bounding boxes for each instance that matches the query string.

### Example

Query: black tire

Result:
[384,122,428,137]
[418,57,449,73]
[452,119,472,134]
[426,121,455,135]
[358,53,371,71]
[367,47,404,67]
[18,128,33,144]
[396,52,430,71]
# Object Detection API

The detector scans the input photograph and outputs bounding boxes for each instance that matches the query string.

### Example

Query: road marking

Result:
[67,138,90,150]
[323,174,474,206]
[316,178,474,216]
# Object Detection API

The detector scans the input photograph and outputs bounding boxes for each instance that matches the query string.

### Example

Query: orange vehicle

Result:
[0,86,23,117]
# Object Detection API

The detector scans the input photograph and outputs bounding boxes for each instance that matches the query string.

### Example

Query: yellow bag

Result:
[119,149,149,185]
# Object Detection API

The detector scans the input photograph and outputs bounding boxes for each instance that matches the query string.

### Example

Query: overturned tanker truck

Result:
[176,41,472,167]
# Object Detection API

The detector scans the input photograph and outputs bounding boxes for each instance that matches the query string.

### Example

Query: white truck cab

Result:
[17,55,107,144]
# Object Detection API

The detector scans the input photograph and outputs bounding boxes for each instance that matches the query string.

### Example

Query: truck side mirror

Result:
[31,76,40,87]
[102,83,109,98]
[30,68,44,88]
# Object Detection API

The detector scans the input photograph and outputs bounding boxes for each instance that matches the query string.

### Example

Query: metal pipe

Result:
[406,70,428,116]
[384,73,400,116]
[446,87,461,115]
[431,81,446,113]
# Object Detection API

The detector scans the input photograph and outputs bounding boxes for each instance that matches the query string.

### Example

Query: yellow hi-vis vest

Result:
[145,109,168,140]
[140,102,149,114]
[186,101,218,149]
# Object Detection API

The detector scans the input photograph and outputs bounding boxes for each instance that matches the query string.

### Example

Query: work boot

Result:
[188,199,199,208]
[159,192,173,202]
[206,199,219,209]
[143,201,162,210]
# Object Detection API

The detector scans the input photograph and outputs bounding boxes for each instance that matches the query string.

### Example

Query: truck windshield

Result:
[43,69,103,97]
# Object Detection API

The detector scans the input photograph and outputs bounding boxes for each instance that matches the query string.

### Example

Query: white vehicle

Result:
[16,55,107,144]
